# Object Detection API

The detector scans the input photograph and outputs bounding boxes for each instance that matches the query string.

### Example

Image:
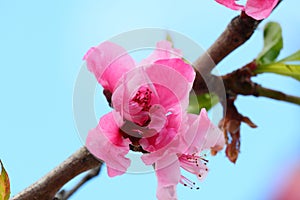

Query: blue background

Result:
[1,0,300,199]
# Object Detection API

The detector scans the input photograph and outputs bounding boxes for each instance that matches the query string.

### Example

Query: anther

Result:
[180,175,199,191]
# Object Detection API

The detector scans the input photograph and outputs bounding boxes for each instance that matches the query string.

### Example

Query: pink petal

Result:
[146,104,167,136]
[245,0,278,20]
[183,109,210,154]
[157,185,178,200]
[140,111,183,155]
[141,130,181,165]
[145,60,195,110]
[215,0,245,11]
[140,110,189,163]
[85,112,131,177]
[154,59,195,83]
[183,109,224,154]
[140,128,175,154]
[201,120,224,151]
[139,40,182,66]
[155,155,181,200]
[83,41,135,92]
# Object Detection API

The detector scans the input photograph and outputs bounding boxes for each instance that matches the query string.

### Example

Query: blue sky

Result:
[0,0,300,199]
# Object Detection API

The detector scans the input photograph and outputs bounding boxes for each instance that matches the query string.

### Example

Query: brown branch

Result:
[193,0,282,76]
[217,59,300,163]
[218,65,300,163]
[192,1,283,97]
[255,86,300,106]
[192,13,261,100]
[11,147,102,200]
[54,166,102,200]
[193,13,260,76]
[222,62,300,106]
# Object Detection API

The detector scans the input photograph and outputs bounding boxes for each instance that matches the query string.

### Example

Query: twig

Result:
[54,166,102,200]
[255,85,300,106]
[11,147,102,200]
[193,14,260,76]
[221,63,300,106]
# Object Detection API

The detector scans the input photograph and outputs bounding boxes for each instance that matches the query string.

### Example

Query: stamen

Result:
[180,154,209,168]
[131,87,152,111]
[180,175,199,190]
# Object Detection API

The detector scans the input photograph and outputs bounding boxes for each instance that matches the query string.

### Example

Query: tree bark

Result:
[11,147,102,200]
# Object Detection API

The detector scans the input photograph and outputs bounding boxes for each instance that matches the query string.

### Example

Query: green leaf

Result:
[255,63,300,81]
[255,22,300,81]
[257,22,283,65]
[0,160,10,200]
[277,50,300,63]
[188,93,219,114]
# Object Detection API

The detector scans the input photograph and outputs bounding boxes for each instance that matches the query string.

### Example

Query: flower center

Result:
[131,87,152,111]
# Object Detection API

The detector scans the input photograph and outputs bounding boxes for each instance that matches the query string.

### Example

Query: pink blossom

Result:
[84,40,195,177]
[215,0,279,20]
[143,109,224,199]
[83,40,224,199]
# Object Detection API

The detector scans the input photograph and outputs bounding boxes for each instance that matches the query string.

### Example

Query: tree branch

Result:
[54,166,102,200]
[193,13,260,76]
[255,85,300,106]
[221,63,300,106]
[192,13,261,97]
[11,147,102,200]
[193,0,282,76]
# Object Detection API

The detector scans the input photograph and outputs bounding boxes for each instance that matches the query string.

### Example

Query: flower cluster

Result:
[84,40,224,199]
